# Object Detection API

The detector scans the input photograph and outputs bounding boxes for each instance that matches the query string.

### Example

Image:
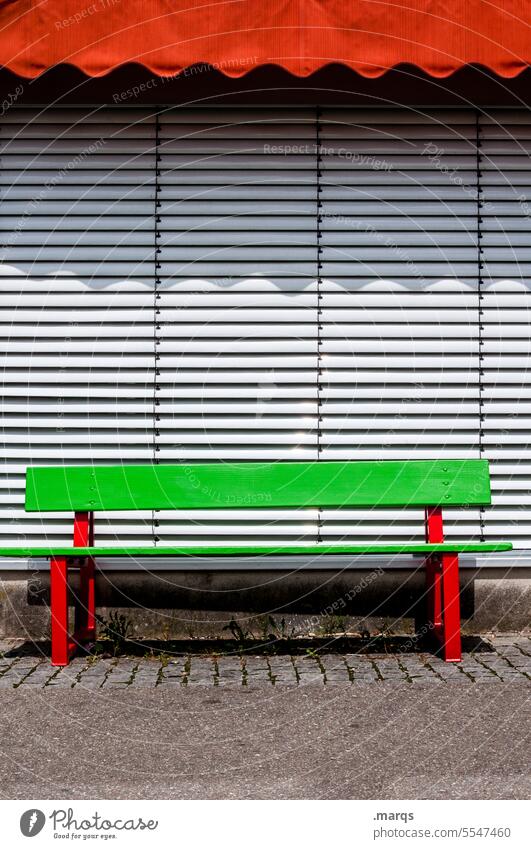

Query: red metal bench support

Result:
[50,511,95,666]
[50,556,70,666]
[73,511,96,643]
[424,506,462,662]
[50,504,463,666]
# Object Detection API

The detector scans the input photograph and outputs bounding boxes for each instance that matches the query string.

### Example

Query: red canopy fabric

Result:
[0,0,530,79]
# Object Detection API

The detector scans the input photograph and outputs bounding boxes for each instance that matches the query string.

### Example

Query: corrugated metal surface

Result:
[0,105,527,555]
[156,108,319,544]
[318,108,481,542]
[480,109,531,548]
[0,108,157,546]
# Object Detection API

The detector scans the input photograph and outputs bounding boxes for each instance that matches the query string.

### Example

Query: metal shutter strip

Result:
[156,106,319,543]
[319,107,481,541]
[3,104,527,554]
[481,121,531,546]
[0,107,157,547]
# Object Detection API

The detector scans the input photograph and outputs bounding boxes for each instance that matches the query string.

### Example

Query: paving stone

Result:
[74,659,116,689]
[320,655,350,684]
[159,659,184,685]
[105,660,137,688]
[408,674,445,684]
[242,656,271,685]
[505,655,531,669]
[0,660,41,687]
[41,657,95,689]
[372,658,409,681]
[267,656,297,686]
[458,668,497,681]
[5,637,531,688]
[293,655,324,684]
[184,657,215,686]
[45,670,82,689]
[131,660,161,687]
[399,659,438,682]
[422,661,470,682]
[19,663,58,688]
[502,653,531,664]
[343,656,380,682]
[497,649,529,663]
[216,656,243,686]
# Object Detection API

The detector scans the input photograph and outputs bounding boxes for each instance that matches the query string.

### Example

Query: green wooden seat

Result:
[0,459,511,666]
[0,544,511,557]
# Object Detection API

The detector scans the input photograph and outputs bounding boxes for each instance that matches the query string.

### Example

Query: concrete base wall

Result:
[0,568,530,639]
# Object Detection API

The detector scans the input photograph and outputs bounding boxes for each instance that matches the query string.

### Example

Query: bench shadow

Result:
[3,634,495,659]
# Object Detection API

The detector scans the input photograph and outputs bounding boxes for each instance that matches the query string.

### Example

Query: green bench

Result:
[0,459,512,666]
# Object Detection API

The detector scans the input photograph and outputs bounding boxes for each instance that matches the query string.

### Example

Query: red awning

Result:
[0,0,530,79]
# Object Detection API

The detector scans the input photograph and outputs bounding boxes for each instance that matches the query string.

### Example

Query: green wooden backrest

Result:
[25,460,491,512]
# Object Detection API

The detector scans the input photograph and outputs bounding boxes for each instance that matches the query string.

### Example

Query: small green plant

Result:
[97,611,133,656]
[316,615,347,637]
[258,615,296,642]
[222,618,252,643]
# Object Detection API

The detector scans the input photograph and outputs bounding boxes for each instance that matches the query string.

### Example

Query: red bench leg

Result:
[424,506,461,662]
[51,512,97,666]
[440,553,462,662]
[75,557,96,641]
[50,556,71,666]
[425,554,443,633]
[424,507,443,639]
[74,511,96,643]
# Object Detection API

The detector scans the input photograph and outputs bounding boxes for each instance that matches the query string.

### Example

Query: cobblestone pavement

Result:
[0,636,529,689]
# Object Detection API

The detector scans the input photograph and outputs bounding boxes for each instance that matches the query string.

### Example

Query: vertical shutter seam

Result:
[476,110,486,542]
[316,105,323,543]
[153,108,161,545]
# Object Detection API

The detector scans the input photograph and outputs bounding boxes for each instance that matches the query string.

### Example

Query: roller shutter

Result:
[0,107,157,546]
[480,108,531,548]
[318,108,481,544]
[156,107,319,545]
[0,104,528,556]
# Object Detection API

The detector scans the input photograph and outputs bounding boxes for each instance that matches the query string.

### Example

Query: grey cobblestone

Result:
[424,660,471,683]
[129,659,162,688]
[0,659,41,688]
[268,656,298,686]
[293,655,324,685]
[75,658,116,689]
[344,655,380,682]
[398,656,434,681]
[0,637,529,688]
[159,659,184,685]
[242,655,271,685]
[37,657,89,689]
[105,659,138,688]
[372,657,409,682]
[216,656,243,686]
[184,656,215,686]
[19,662,58,688]
[319,655,350,684]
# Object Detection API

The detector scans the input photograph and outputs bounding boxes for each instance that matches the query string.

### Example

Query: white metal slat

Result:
[318,108,481,539]
[0,107,157,546]
[156,107,319,542]
[480,110,531,545]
